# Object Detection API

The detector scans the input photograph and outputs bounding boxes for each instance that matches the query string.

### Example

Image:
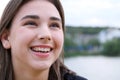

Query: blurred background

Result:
[60,0,120,80]
[1,0,120,80]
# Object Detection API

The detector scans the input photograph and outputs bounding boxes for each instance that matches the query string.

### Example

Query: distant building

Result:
[75,33,98,45]
[98,28,120,43]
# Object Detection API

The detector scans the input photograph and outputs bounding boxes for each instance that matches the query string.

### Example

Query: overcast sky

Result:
[0,0,120,27]
[61,0,120,27]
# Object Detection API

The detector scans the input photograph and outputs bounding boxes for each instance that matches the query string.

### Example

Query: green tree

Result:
[102,38,120,56]
[64,36,76,47]
[87,38,100,46]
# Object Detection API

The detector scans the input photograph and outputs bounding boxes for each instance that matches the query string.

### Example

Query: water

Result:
[65,56,120,80]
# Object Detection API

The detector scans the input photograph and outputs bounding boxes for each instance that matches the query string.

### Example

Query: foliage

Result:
[102,38,120,56]
[87,38,100,46]
[66,26,108,34]
[64,35,76,47]
[64,26,120,57]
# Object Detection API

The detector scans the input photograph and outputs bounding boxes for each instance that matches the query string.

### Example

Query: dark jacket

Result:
[64,73,87,80]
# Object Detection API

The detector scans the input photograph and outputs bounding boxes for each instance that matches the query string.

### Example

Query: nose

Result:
[37,25,52,42]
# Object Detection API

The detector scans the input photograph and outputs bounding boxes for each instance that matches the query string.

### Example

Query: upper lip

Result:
[30,44,53,49]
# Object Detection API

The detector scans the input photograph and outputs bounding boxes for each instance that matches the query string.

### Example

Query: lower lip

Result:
[33,52,50,58]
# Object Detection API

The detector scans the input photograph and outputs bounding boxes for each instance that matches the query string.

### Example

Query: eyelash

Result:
[23,21,61,29]
[50,23,60,29]
[23,21,38,26]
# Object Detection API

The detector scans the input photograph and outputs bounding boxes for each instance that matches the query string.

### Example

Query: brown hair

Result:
[0,0,72,80]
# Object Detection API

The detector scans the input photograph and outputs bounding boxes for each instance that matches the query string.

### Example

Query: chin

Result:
[30,61,52,71]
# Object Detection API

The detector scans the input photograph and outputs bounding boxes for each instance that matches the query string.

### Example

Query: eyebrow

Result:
[21,15,61,22]
[50,17,61,22]
[21,15,40,20]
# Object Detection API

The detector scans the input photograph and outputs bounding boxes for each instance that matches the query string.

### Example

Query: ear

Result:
[1,30,11,49]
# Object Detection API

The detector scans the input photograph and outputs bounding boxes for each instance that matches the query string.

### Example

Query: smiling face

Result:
[1,0,64,73]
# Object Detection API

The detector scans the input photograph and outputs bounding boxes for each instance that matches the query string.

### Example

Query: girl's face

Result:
[2,0,63,72]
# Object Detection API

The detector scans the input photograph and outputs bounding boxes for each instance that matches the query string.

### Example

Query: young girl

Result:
[0,0,87,80]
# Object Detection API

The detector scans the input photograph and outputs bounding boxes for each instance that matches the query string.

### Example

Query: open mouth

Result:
[30,47,53,53]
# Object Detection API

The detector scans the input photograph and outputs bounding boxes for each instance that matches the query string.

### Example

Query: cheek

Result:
[53,31,64,49]
[18,27,35,40]
[9,27,36,45]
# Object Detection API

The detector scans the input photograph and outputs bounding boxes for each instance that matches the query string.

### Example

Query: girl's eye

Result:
[50,23,60,29]
[23,21,38,26]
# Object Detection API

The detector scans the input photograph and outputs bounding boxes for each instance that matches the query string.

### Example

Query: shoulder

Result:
[64,73,87,80]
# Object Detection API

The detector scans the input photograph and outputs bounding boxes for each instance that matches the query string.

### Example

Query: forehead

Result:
[13,0,61,21]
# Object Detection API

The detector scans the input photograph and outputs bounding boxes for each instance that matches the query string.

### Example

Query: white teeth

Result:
[32,47,51,52]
